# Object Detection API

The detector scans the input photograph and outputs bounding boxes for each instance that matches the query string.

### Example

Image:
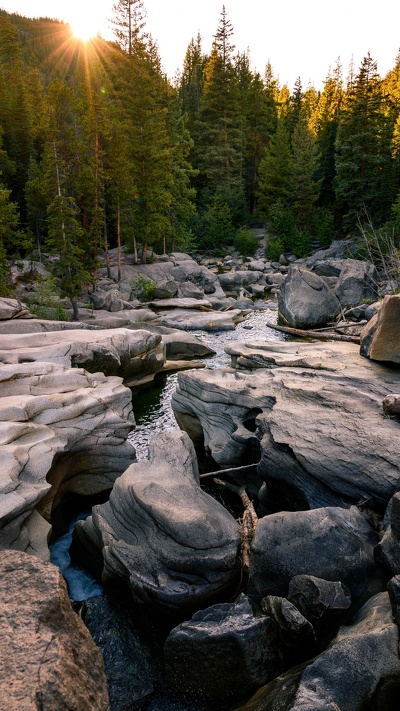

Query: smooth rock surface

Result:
[360,294,400,363]
[0,361,135,555]
[0,327,165,384]
[0,550,109,711]
[233,592,400,711]
[278,267,341,329]
[172,341,400,510]
[74,430,241,615]
[153,307,246,331]
[247,506,381,607]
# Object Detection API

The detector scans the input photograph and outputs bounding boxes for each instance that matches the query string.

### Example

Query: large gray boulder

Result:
[100,254,225,297]
[164,594,284,703]
[247,506,381,608]
[73,430,241,615]
[172,341,400,511]
[278,267,341,328]
[333,259,379,308]
[218,270,263,294]
[0,550,109,711]
[233,592,400,711]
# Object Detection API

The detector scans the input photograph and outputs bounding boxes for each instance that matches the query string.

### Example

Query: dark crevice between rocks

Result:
[49,489,112,544]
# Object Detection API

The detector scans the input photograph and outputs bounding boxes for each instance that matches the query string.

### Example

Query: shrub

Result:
[358,214,400,294]
[131,274,157,301]
[234,228,259,257]
[28,277,69,321]
[266,236,284,262]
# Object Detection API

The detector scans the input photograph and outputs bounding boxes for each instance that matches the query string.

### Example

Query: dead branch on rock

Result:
[314,320,367,332]
[214,478,258,574]
[199,463,259,480]
[265,322,360,343]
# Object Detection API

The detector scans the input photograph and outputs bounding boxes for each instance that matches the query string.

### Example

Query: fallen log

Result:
[265,322,360,344]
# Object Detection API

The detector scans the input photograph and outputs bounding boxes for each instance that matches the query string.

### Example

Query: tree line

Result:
[1,0,400,303]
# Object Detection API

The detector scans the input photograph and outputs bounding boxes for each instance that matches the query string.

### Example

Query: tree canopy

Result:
[1,4,400,292]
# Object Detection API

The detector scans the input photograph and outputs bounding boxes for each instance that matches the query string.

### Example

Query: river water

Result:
[129,308,284,459]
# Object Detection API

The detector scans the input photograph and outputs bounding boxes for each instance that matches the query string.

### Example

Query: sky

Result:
[0,0,399,90]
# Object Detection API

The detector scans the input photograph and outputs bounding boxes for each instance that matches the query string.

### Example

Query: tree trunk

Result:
[71,297,79,322]
[117,201,121,283]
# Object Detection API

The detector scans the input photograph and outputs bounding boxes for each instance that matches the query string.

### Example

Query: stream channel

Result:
[49,308,287,710]
[50,307,285,599]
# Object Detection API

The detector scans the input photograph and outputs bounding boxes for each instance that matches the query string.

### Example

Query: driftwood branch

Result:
[265,322,360,344]
[214,478,258,574]
[200,463,259,480]
[313,320,367,332]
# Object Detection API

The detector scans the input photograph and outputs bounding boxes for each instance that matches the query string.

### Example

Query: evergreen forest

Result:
[1,0,400,300]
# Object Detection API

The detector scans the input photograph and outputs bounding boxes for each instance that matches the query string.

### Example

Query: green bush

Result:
[266,236,284,262]
[28,277,69,321]
[131,274,157,301]
[234,228,259,257]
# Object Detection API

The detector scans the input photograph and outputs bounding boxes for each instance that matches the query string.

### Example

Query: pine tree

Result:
[335,53,392,228]
[38,79,92,316]
[288,115,321,229]
[0,15,40,222]
[256,118,292,216]
[112,0,147,55]
[312,60,343,208]
[194,6,246,242]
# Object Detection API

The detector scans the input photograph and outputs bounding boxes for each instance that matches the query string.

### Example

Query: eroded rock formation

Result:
[74,430,241,616]
[0,361,135,556]
[172,341,400,511]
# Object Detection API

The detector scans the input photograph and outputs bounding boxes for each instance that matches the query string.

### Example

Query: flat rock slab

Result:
[74,430,241,615]
[153,308,246,331]
[0,550,109,711]
[172,341,400,510]
[0,327,165,382]
[148,297,213,309]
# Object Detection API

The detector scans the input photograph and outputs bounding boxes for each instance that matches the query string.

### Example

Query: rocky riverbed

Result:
[1,242,400,710]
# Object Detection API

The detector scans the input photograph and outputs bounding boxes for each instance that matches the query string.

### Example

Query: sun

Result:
[69,18,98,43]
